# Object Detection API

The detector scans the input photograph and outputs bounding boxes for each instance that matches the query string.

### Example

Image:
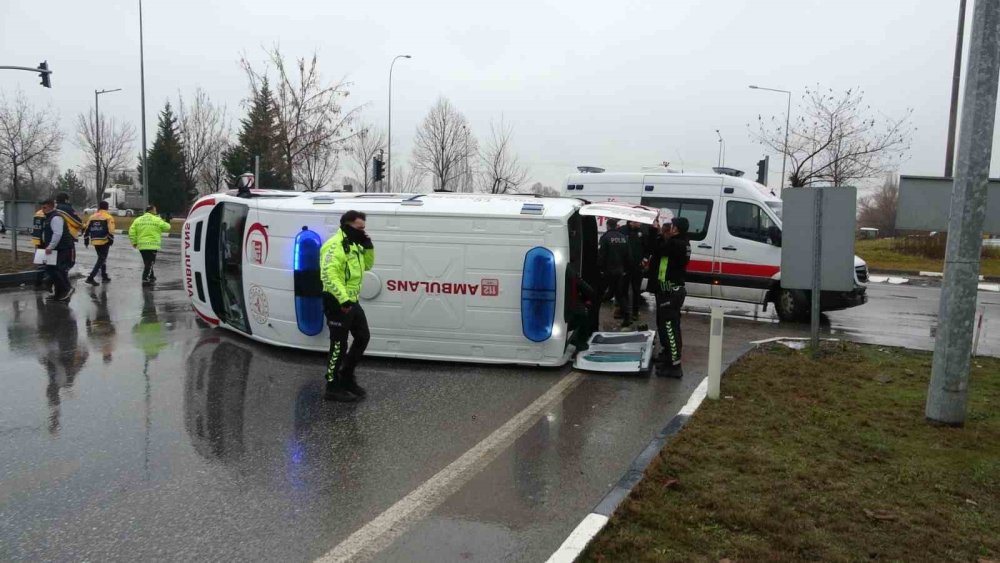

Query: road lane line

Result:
[315,370,585,563]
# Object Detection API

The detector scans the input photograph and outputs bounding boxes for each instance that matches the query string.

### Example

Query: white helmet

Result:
[237,172,256,190]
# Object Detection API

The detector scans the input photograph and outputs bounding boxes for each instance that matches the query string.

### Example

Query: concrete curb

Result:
[0,269,43,288]
[546,345,754,563]
[870,268,997,282]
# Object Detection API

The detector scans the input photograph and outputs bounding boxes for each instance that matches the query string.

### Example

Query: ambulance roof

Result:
[214,191,586,220]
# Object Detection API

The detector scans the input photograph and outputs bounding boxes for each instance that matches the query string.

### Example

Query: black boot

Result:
[85,277,99,286]
[324,380,360,402]
[341,362,367,398]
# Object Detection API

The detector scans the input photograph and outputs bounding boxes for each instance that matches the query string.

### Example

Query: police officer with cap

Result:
[648,215,691,377]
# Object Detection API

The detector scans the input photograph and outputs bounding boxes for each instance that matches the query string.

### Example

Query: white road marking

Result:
[545,377,711,563]
[315,371,585,563]
[546,513,610,563]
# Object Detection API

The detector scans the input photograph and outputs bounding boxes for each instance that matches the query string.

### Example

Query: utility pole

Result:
[927,0,1000,426]
[386,54,411,192]
[945,0,968,177]
[95,88,122,202]
[139,0,150,207]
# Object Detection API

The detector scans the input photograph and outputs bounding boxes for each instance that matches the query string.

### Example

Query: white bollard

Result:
[707,307,724,400]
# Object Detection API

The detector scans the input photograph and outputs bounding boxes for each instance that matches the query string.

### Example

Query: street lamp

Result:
[749,85,792,191]
[387,54,412,192]
[715,129,725,167]
[139,0,149,207]
[95,88,122,201]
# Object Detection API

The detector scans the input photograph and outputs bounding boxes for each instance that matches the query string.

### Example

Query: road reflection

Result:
[36,297,89,436]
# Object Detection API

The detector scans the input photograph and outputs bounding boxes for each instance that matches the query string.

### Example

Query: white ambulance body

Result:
[564,170,869,320]
[182,191,656,367]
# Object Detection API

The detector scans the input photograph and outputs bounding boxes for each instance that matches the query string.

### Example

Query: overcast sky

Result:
[0,0,982,192]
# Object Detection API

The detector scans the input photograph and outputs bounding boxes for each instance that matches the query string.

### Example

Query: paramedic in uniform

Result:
[648,216,691,377]
[319,210,374,402]
[83,200,116,286]
[40,198,77,302]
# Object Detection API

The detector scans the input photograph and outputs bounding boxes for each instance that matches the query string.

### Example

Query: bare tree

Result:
[751,86,912,187]
[529,182,560,197]
[479,118,529,194]
[296,141,340,191]
[75,109,135,203]
[349,124,386,192]
[178,88,231,196]
[413,97,475,191]
[858,174,899,236]
[241,46,361,190]
[390,162,427,193]
[0,90,63,255]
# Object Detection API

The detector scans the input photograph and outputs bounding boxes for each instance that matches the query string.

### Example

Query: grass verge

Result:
[856,238,1000,277]
[0,248,38,275]
[83,215,184,235]
[583,342,1000,562]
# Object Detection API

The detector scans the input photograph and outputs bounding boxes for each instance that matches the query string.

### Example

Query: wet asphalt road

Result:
[0,238,996,562]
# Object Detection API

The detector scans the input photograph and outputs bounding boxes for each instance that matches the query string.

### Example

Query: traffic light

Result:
[755,155,769,185]
[37,61,51,88]
[372,156,385,182]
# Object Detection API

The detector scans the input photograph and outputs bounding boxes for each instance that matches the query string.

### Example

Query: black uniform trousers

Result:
[603,272,630,324]
[45,248,75,297]
[140,250,157,281]
[323,294,371,383]
[655,285,687,366]
[89,243,111,280]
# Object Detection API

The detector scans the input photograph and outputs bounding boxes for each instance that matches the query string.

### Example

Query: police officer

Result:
[319,210,374,402]
[40,198,77,302]
[623,221,648,320]
[83,200,116,286]
[599,218,632,329]
[648,217,691,377]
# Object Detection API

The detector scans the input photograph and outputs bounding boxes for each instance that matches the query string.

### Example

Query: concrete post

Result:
[707,307,724,400]
[927,0,1000,426]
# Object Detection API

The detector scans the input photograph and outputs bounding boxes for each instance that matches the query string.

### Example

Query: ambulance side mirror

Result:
[768,226,782,247]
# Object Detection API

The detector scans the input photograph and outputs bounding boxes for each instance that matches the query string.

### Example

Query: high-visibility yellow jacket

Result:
[128,212,171,250]
[319,228,375,305]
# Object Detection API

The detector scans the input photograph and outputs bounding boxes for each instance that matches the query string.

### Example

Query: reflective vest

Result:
[84,211,115,245]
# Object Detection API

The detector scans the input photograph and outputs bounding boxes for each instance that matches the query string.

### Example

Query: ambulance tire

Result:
[775,288,809,323]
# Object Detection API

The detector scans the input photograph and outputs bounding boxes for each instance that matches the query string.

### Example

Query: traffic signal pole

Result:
[926,0,1000,426]
[0,63,53,87]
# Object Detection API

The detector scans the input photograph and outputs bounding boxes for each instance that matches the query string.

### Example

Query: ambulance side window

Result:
[726,201,777,244]
[640,197,713,241]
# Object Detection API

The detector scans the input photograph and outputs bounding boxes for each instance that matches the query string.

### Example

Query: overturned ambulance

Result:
[182,191,658,368]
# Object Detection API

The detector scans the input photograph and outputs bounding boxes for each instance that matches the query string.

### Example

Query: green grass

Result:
[856,238,1000,277]
[583,343,1000,562]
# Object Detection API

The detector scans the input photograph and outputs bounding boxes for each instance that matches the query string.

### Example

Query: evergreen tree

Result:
[112,170,134,185]
[223,78,291,189]
[140,102,187,215]
[56,169,89,208]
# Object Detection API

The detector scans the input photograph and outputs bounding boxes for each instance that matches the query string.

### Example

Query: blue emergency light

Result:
[521,247,557,342]
[293,227,324,336]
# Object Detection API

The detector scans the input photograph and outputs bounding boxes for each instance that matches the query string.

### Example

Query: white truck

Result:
[86,184,144,216]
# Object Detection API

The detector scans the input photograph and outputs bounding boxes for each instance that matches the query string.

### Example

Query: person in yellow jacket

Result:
[31,207,46,248]
[319,210,375,402]
[83,201,117,286]
[128,205,171,287]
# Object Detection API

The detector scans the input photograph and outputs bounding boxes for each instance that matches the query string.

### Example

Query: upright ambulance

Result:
[182,191,657,367]
[564,169,869,321]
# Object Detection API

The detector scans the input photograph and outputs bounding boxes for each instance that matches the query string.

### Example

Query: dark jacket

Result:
[43,210,75,251]
[624,224,647,273]
[647,232,691,290]
[598,228,630,277]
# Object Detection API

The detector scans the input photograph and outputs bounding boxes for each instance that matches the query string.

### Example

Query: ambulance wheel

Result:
[776,289,809,323]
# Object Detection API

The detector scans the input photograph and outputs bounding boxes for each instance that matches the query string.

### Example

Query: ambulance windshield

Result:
[205,203,251,334]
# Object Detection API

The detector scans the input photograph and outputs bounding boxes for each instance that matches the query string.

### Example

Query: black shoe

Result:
[324,381,360,402]
[56,287,75,302]
[85,277,99,286]
[342,366,367,398]
[661,365,684,379]
[101,275,112,282]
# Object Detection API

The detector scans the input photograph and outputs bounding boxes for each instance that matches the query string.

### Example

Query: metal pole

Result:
[945,0,968,177]
[387,55,411,193]
[810,188,823,356]
[95,90,101,203]
[927,0,1000,426]
[139,0,149,208]
[782,91,791,192]
[715,130,723,167]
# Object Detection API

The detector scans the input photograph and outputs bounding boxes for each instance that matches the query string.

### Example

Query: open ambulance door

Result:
[573,202,659,374]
